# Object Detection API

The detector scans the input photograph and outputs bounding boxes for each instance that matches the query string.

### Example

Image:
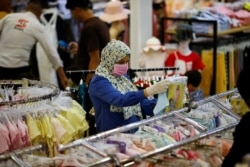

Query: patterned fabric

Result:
[189,89,204,101]
[95,39,142,119]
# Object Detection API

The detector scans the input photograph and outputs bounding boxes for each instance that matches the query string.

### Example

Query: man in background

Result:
[66,0,110,84]
[0,1,68,89]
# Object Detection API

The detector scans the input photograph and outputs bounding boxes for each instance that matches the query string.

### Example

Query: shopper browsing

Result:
[88,39,170,133]
[164,23,205,75]
[0,1,68,89]
[65,0,110,85]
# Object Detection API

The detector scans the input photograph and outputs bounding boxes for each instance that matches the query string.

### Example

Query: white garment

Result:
[36,8,59,86]
[139,50,167,77]
[0,12,63,69]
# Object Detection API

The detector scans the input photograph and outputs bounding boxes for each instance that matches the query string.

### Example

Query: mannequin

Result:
[139,37,167,77]
[99,0,130,43]
[178,40,192,56]
[164,23,205,75]
[109,20,125,41]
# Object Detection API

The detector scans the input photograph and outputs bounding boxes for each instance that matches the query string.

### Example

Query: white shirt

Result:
[0,12,63,69]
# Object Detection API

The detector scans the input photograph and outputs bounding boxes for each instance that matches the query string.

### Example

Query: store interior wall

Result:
[130,0,152,69]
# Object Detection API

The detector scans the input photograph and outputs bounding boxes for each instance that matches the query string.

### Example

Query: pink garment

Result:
[213,6,236,17]
[125,148,142,156]
[234,10,250,25]
[188,125,197,137]
[234,9,250,19]
[22,119,31,147]
[1,123,11,147]
[6,121,18,151]
[17,119,27,148]
[13,122,22,149]
[0,124,10,153]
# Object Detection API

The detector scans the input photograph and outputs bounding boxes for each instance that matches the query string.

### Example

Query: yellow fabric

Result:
[229,50,236,89]
[200,50,213,97]
[0,11,8,19]
[57,114,75,144]
[59,100,89,139]
[40,115,56,157]
[216,52,227,94]
[230,98,249,116]
[200,50,227,96]
[35,118,47,145]
[165,83,185,112]
[26,115,41,144]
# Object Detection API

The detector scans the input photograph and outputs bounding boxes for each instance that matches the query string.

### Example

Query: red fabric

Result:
[164,51,205,75]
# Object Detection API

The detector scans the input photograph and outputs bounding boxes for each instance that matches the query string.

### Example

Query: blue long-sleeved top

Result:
[88,75,156,133]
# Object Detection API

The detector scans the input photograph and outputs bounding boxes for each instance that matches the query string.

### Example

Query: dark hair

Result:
[65,0,93,10]
[185,70,202,87]
[237,68,250,107]
[26,1,43,18]
[0,0,11,13]
[174,23,194,42]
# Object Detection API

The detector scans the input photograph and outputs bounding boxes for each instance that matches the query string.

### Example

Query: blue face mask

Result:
[112,63,129,76]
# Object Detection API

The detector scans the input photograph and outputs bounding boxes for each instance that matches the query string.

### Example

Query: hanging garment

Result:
[216,51,227,94]
[36,8,59,86]
[229,50,236,89]
[200,50,227,96]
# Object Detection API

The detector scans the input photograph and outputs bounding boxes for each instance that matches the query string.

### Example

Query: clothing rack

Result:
[66,67,179,74]
[58,107,190,152]
[57,88,240,166]
[0,144,43,167]
[130,67,179,72]
[0,79,60,106]
[211,97,241,120]
[88,122,238,167]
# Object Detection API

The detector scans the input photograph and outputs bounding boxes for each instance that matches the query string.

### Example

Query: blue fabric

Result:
[189,89,204,101]
[153,92,168,115]
[89,75,156,133]
[192,10,231,34]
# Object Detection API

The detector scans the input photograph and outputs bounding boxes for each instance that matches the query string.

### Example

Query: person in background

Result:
[184,69,204,101]
[89,39,170,133]
[0,1,68,89]
[65,0,110,85]
[164,23,205,76]
[222,67,250,167]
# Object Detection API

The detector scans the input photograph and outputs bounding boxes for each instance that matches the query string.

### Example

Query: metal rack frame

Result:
[57,88,240,166]
[0,79,60,106]
[0,145,43,167]
[0,79,60,166]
